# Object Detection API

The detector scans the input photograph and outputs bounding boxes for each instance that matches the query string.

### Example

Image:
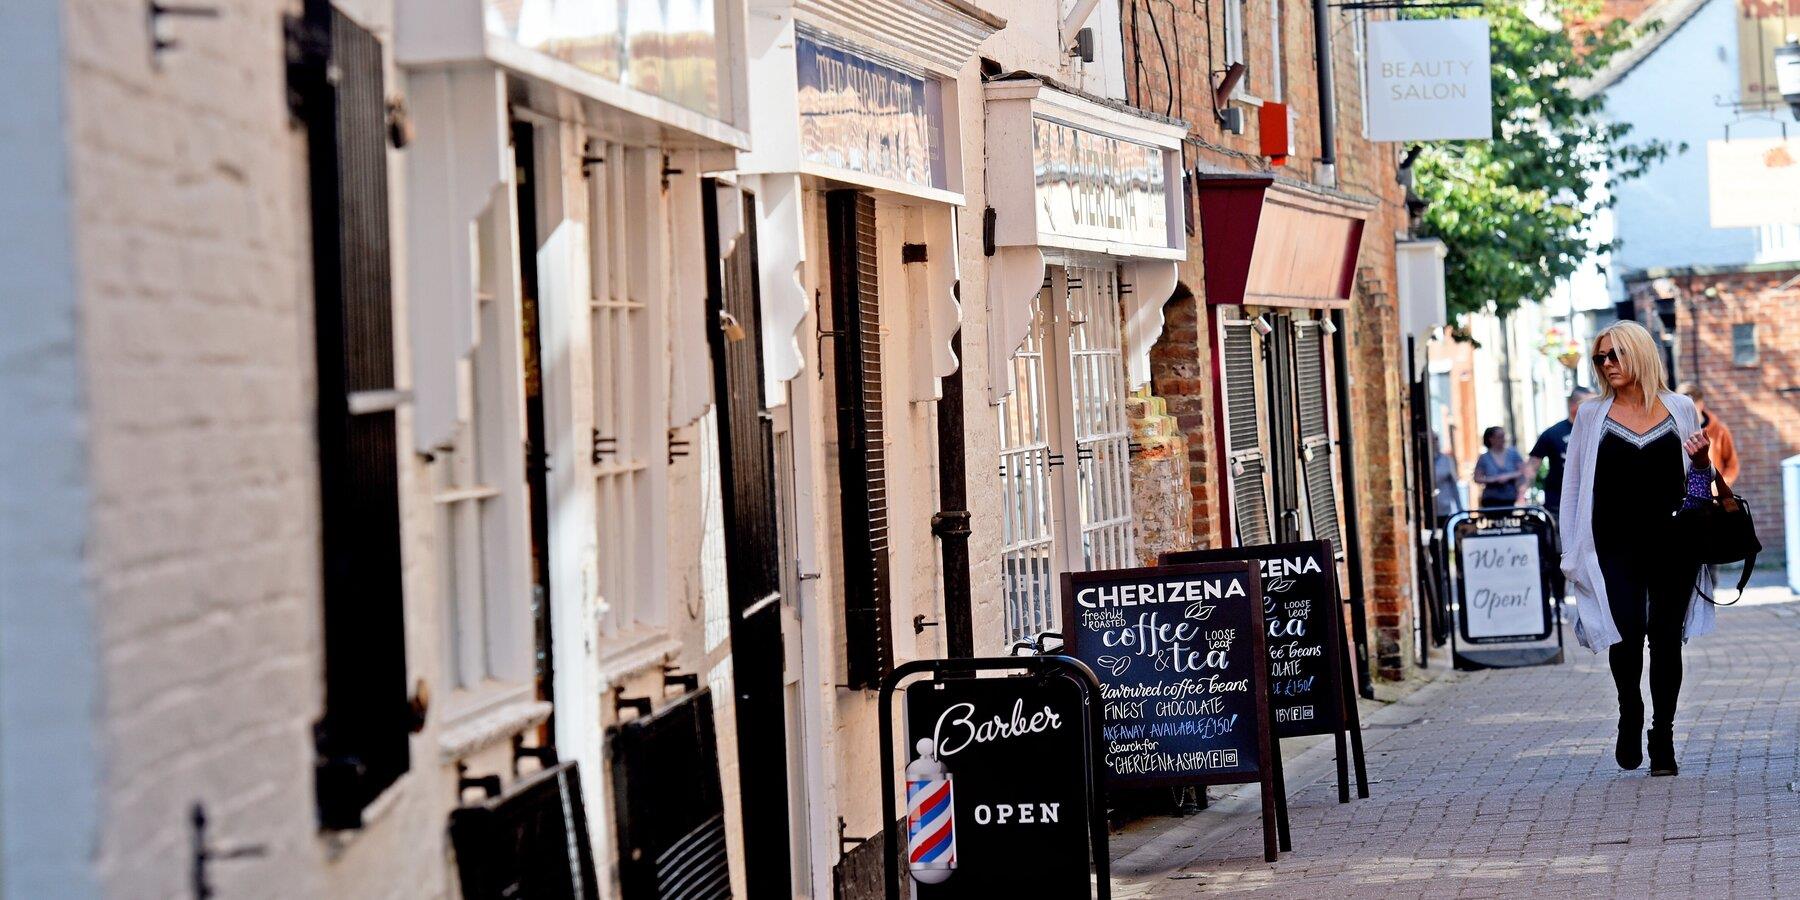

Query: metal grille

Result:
[998,288,1058,645]
[1221,318,1272,545]
[1065,267,1135,569]
[1294,321,1341,547]
[589,141,655,636]
[609,691,731,899]
[827,191,893,688]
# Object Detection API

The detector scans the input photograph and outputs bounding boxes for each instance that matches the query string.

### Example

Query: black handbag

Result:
[1674,470,1762,605]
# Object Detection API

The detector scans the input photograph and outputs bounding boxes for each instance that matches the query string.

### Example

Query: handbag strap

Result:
[1696,555,1756,606]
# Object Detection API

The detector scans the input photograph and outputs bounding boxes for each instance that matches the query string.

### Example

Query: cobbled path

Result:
[1109,593,1800,898]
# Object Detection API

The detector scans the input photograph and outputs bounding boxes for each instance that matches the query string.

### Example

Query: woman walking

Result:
[1471,426,1525,509]
[1560,322,1715,776]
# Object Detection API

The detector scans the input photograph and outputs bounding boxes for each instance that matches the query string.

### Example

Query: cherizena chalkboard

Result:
[1161,541,1347,740]
[1060,562,1271,787]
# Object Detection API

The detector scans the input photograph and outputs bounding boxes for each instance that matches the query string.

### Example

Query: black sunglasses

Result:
[1591,349,1620,368]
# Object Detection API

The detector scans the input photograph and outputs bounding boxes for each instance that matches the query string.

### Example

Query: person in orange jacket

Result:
[1676,383,1739,485]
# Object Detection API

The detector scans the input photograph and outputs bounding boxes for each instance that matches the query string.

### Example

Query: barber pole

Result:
[905,738,956,884]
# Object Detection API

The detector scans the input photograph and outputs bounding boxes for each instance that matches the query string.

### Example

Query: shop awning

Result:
[1194,174,1372,308]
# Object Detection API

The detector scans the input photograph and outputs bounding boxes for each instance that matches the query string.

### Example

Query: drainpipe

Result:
[1313,0,1338,187]
[935,329,975,658]
[1332,308,1374,697]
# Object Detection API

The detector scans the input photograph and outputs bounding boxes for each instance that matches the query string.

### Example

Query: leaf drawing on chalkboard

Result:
[1266,577,1296,594]
[1183,601,1216,621]
[1095,655,1131,676]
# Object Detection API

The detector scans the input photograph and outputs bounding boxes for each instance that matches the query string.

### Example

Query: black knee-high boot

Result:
[1608,641,1644,771]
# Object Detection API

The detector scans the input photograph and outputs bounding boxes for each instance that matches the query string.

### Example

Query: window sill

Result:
[596,629,683,690]
[319,770,414,857]
[437,696,553,763]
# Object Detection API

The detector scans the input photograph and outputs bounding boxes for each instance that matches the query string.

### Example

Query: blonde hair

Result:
[1591,321,1668,411]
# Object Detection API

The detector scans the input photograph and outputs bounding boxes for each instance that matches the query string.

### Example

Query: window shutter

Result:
[1293,321,1341,548]
[1220,317,1273,545]
[827,191,892,688]
[291,1,411,829]
[608,691,729,899]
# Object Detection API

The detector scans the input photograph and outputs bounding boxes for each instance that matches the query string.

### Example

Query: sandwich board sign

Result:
[1161,540,1368,802]
[1060,561,1289,861]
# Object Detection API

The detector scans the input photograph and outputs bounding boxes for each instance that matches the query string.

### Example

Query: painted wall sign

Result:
[796,28,947,190]
[1708,138,1800,228]
[485,0,726,119]
[1060,563,1272,786]
[901,674,1093,893]
[1453,515,1555,644]
[1160,542,1349,740]
[1365,19,1493,142]
[1033,115,1170,250]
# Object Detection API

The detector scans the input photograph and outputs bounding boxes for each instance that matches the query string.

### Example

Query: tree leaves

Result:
[1413,0,1677,320]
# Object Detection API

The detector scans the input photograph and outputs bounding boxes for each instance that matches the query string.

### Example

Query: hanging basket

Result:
[1558,351,1581,370]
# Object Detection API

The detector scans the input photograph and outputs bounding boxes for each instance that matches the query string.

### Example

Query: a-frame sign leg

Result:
[1258,772,1279,863]
[1341,635,1371,799]
[1270,746,1292,853]
[1333,729,1350,804]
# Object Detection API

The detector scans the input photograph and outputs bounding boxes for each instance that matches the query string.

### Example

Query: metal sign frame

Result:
[878,656,1112,900]
[1446,506,1566,670]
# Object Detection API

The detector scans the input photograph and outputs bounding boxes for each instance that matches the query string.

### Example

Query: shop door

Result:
[704,183,793,896]
[1218,311,1342,549]
[1263,311,1304,543]
[998,286,1058,645]
[512,121,556,722]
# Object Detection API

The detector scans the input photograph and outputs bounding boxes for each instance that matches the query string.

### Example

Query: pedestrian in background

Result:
[1522,387,1594,514]
[1471,426,1525,509]
[1432,431,1462,522]
[1559,322,1716,777]
[1676,383,1740,485]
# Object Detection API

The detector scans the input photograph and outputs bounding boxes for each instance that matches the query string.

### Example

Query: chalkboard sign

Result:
[1060,563,1271,787]
[1454,513,1555,644]
[901,674,1093,894]
[1160,541,1345,740]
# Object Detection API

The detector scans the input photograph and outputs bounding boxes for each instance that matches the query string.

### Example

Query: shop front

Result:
[394,0,777,894]
[983,77,1187,645]
[736,0,1000,893]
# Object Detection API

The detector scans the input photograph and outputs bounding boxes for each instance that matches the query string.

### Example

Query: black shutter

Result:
[291,1,410,829]
[827,191,892,689]
[609,691,731,899]
[449,762,602,900]
[1294,321,1342,548]
[1220,318,1272,545]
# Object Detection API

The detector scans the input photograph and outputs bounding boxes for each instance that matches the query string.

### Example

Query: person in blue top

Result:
[1470,426,1525,509]
[1522,387,1594,514]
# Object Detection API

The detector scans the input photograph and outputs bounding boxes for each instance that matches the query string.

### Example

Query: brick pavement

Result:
[1109,590,1800,898]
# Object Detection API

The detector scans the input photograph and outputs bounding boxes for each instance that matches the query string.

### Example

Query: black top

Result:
[1592,415,1684,557]
[1530,418,1575,510]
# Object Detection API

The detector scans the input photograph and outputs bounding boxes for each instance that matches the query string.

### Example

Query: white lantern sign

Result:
[1365,19,1493,142]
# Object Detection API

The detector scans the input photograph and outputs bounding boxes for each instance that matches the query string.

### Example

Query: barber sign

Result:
[903,674,1093,894]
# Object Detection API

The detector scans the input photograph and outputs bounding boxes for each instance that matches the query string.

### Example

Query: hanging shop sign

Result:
[1060,562,1287,862]
[878,656,1111,899]
[1708,138,1800,228]
[1364,19,1493,142]
[796,27,947,191]
[1162,541,1369,802]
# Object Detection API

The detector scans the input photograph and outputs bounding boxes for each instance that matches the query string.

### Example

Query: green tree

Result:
[1413,0,1677,320]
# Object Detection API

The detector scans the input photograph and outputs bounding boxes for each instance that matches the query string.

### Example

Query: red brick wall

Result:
[1661,269,1800,557]
[1125,0,1419,679]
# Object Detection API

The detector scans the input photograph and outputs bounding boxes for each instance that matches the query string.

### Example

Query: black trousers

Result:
[1599,549,1697,733]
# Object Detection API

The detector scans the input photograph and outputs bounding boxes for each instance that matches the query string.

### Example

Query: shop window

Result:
[588,140,662,638]
[998,291,1058,645]
[826,190,893,688]
[294,3,411,830]
[1065,268,1136,570]
[1734,322,1759,366]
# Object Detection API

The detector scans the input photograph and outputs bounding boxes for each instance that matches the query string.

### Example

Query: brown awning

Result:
[1194,173,1371,307]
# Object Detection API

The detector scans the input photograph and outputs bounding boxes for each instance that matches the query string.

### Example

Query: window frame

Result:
[1733,322,1759,367]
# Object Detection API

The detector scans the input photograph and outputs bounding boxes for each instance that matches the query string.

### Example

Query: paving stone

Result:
[1110,599,1800,898]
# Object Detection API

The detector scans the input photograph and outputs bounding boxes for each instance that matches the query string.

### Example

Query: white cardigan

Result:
[1557,392,1715,652]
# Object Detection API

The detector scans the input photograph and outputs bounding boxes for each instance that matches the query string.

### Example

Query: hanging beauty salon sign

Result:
[1708,138,1800,227]
[796,27,948,191]
[1364,19,1493,142]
